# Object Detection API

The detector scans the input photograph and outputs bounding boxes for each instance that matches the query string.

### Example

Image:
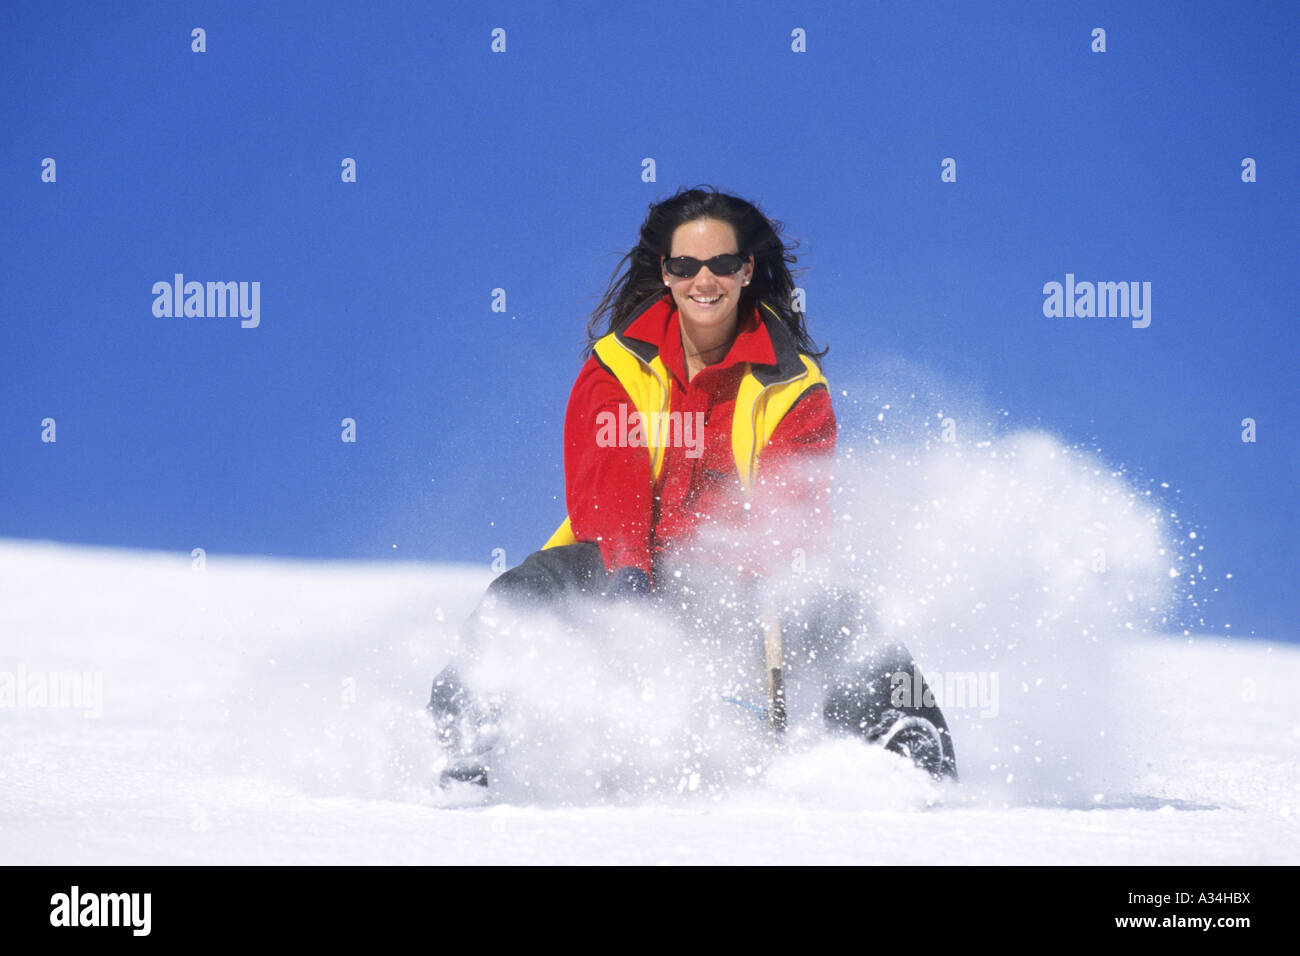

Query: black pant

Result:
[476,541,612,606]
[430,543,958,777]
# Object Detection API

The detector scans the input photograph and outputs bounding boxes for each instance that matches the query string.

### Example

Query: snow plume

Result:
[417,358,1185,810]
[423,369,1171,809]
[448,587,951,809]
[448,595,771,804]
[825,432,1177,806]
[819,360,1182,807]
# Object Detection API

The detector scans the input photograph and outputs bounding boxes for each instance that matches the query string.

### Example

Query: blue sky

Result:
[1,1,1295,638]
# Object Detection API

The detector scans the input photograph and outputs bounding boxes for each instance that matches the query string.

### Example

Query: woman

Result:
[429,186,957,790]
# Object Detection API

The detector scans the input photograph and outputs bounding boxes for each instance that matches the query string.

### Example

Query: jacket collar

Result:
[613,292,807,387]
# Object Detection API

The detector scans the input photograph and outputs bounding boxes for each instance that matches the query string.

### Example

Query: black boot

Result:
[428,665,500,789]
[873,711,955,781]
[823,643,959,781]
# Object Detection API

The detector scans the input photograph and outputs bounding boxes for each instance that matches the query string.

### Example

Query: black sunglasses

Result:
[662,254,749,278]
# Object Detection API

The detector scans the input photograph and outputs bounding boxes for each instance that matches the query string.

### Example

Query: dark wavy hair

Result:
[582,185,826,360]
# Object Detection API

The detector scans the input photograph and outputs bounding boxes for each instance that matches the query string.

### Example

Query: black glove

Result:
[604,565,653,599]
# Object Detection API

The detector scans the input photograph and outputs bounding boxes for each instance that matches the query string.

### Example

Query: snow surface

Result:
[0,544,1295,864]
[2,429,1297,864]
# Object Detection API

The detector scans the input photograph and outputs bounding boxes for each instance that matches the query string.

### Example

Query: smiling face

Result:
[661,218,754,337]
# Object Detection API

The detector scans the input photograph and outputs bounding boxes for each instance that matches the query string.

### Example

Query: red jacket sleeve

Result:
[745,384,837,574]
[563,357,656,579]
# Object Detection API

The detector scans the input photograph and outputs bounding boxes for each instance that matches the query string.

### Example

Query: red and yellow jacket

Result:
[545,292,836,585]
